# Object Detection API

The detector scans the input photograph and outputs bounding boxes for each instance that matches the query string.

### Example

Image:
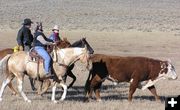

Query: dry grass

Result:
[0,0,180,109]
[0,30,180,110]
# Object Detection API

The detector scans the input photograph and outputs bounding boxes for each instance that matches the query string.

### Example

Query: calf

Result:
[85,54,177,102]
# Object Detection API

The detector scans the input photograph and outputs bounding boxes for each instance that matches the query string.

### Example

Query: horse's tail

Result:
[0,54,11,74]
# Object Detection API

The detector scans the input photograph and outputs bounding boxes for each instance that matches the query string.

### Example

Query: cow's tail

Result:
[0,54,11,75]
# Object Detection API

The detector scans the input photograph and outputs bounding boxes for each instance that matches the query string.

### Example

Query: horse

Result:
[36,37,94,95]
[0,38,94,96]
[64,38,94,88]
[0,48,14,60]
[0,46,90,103]
[0,38,71,94]
[0,48,18,95]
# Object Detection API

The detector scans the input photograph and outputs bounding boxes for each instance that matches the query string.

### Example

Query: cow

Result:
[85,54,178,102]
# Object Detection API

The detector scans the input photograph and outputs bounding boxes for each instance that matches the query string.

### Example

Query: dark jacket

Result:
[16,26,33,46]
[33,31,53,47]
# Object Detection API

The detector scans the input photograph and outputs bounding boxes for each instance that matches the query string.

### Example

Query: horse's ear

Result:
[63,37,67,41]
[82,37,86,40]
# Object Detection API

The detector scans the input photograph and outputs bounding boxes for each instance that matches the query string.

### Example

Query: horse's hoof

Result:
[84,98,90,103]
[96,99,102,102]
[32,88,37,91]
[60,98,65,101]
[113,82,118,86]
[26,99,32,103]
[52,100,58,104]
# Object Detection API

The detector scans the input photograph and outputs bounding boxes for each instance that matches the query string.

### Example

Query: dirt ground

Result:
[0,0,180,110]
[0,30,180,110]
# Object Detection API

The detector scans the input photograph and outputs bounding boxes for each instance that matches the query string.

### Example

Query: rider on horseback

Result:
[17,18,33,51]
[49,25,61,42]
[33,22,55,78]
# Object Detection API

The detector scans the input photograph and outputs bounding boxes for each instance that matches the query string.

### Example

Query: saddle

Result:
[29,48,44,62]
[29,46,52,62]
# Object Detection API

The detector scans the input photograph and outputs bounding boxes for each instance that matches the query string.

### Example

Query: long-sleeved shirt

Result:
[33,31,54,47]
[16,25,33,46]
[37,35,54,45]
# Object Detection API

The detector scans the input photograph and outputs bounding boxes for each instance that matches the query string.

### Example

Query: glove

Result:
[19,45,23,51]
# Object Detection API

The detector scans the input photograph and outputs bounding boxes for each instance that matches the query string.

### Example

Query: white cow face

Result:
[162,62,178,80]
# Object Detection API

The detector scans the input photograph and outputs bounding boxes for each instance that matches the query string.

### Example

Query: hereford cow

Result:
[85,54,177,102]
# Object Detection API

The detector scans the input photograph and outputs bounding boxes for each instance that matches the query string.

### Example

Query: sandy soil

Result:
[0,30,180,110]
[0,0,180,33]
[0,0,180,110]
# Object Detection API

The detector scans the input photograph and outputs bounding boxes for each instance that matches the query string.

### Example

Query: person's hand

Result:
[52,42,57,46]
[19,45,23,51]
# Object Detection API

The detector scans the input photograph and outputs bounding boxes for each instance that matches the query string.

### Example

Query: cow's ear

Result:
[160,62,166,68]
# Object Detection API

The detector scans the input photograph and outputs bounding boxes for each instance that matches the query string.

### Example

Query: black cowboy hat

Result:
[22,18,33,25]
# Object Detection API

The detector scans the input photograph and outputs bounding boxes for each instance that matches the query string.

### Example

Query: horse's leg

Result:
[17,76,31,103]
[148,85,160,101]
[39,79,51,95]
[29,77,37,91]
[94,82,102,102]
[63,74,68,83]
[59,82,67,101]
[67,70,76,89]
[8,82,18,96]
[37,80,43,95]
[85,74,102,102]
[51,81,57,103]
[0,74,14,101]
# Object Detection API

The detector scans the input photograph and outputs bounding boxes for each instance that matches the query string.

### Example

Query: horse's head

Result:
[71,38,94,54]
[54,46,90,68]
[56,37,71,49]
[35,22,43,32]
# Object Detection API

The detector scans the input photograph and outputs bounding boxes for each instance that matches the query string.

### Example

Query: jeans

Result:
[34,46,51,74]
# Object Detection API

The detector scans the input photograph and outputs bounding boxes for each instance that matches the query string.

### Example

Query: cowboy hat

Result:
[22,18,33,25]
[52,25,59,31]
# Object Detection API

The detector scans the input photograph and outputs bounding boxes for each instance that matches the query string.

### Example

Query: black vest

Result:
[33,31,47,47]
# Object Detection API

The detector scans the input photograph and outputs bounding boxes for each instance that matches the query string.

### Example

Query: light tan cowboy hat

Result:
[52,25,59,31]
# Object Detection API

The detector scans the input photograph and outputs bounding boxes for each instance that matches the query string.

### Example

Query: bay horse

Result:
[0,46,90,103]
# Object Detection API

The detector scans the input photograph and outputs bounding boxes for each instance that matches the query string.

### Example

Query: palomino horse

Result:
[64,38,94,88]
[0,48,18,95]
[0,46,90,103]
[36,38,94,95]
[0,38,71,94]
[0,38,94,96]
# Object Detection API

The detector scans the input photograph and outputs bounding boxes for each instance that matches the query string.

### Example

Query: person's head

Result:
[52,25,59,33]
[35,22,43,32]
[22,18,33,28]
